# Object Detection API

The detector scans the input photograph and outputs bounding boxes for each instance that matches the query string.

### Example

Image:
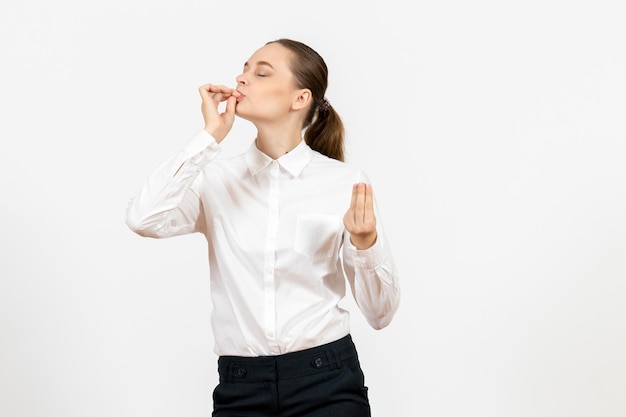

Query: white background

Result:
[1,1,625,416]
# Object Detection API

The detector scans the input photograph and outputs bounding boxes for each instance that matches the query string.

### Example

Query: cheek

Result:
[258,86,293,111]
[265,84,292,101]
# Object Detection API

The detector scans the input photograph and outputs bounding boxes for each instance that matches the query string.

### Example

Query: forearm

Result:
[343,235,401,329]
[125,130,220,238]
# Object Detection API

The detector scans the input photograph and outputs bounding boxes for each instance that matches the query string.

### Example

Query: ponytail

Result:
[304,104,345,162]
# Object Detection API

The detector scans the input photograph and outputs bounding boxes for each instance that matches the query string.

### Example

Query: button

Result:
[235,366,246,377]
[312,357,324,368]
[267,332,274,338]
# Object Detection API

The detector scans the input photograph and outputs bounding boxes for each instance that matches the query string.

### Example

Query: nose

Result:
[236,72,247,86]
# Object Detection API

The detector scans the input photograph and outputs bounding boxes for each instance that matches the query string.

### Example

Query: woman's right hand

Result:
[198,83,241,143]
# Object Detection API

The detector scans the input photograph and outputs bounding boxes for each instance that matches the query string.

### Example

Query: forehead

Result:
[245,42,293,68]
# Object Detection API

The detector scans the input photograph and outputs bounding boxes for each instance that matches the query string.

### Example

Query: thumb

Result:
[224,95,238,119]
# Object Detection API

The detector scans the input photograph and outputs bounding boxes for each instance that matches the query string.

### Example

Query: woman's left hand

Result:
[343,183,378,249]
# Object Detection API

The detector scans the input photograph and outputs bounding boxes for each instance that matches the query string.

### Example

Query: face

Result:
[234,43,308,122]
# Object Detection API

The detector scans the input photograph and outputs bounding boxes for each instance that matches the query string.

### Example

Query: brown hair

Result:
[267,39,345,161]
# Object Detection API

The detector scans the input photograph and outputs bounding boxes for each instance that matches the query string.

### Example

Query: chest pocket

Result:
[294,214,343,260]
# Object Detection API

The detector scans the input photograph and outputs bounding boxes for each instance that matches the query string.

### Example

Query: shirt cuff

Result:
[349,237,387,269]
[182,129,220,157]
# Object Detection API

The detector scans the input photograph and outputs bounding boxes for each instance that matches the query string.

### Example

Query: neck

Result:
[254,122,303,160]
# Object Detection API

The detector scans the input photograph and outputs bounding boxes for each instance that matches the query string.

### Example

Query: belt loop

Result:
[324,351,335,370]
[226,362,233,383]
[330,348,341,369]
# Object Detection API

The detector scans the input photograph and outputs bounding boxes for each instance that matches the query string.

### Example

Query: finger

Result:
[349,183,358,216]
[199,85,223,108]
[199,84,234,101]
[199,83,213,99]
[355,183,366,222]
[224,94,238,117]
[208,84,230,92]
[211,84,236,101]
[343,184,357,229]
[364,184,375,222]
[199,83,229,93]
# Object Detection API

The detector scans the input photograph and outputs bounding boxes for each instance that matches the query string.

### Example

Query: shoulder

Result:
[309,150,371,182]
[200,151,248,178]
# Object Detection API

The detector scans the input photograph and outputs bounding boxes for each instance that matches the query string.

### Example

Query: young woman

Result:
[126,38,400,417]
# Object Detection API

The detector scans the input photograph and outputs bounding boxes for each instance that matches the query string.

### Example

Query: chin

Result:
[235,109,253,122]
[235,107,268,124]
[235,103,251,119]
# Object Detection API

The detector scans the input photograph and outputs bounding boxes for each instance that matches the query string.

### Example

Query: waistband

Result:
[217,334,358,382]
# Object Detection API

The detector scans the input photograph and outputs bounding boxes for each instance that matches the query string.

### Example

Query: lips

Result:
[235,91,246,102]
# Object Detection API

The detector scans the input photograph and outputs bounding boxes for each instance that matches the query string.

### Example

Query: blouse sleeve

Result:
[341,179,401,330]
[125,129,221,238]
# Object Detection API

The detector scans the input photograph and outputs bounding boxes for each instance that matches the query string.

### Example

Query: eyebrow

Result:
[243,60,274,69]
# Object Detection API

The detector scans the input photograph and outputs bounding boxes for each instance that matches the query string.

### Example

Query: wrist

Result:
[351,232,377,250]
[204,126,224,143]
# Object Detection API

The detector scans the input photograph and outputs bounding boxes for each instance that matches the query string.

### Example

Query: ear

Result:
[292,89,312,111]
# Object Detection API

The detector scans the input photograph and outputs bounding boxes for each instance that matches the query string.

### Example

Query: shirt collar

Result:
[245,139,313,177]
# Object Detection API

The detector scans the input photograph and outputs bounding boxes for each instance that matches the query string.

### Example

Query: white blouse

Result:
[126,129,400,356]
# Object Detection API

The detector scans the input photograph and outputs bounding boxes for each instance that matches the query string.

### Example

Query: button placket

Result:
[263,160,280,352]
